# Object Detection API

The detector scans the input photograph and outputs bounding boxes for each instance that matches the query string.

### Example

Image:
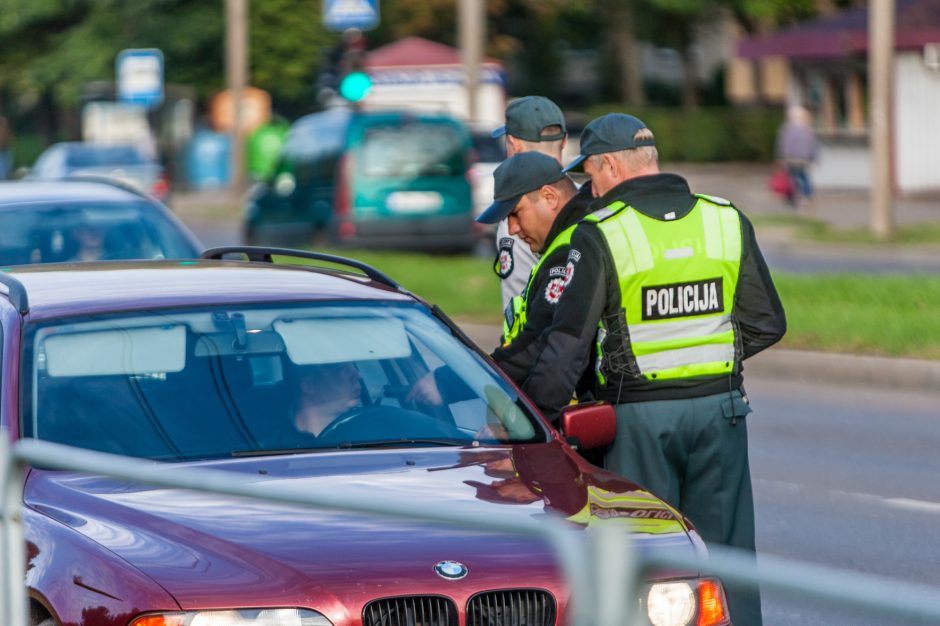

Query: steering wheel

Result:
[315,404,464,445]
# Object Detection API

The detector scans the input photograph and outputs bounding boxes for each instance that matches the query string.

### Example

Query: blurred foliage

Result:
[585,104,784,162]
[0,0,335,111]
[0,0,850,144]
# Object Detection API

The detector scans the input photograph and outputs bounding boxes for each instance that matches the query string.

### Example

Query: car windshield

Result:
[0,202,198,265]
[66,144,149,167]
[357,121,465,178]
[23,302,546,461]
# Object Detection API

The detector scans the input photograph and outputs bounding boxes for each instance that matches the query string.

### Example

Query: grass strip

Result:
[773,273,940,360]
[285,248,940,360]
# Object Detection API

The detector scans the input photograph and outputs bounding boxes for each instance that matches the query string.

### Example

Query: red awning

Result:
[737,0,940,59]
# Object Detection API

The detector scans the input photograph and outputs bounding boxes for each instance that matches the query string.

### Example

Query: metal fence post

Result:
[0,435,27,626]
[585,521,644,626]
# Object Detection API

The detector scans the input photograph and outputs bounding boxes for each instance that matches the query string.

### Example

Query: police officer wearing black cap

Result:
[490,96,574,311]
[477,152,594,390]
[408,152,594,410]
[528,113,786,625]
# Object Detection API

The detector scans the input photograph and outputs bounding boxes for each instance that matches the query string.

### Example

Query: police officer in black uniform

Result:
[477,152,594,399]
[523,113,786,625]
[408,152,593,414]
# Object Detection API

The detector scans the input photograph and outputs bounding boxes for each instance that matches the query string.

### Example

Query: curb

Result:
[456,322,940,393]
[745,348,940,393]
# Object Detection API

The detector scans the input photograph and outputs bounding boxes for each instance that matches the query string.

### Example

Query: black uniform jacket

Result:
[491,182,594,386]
[520,173,787,420]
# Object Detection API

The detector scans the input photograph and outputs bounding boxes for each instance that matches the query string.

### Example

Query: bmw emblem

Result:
[433,560,469,580]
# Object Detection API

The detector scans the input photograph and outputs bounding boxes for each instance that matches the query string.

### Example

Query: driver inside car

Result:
[291,362,363,437]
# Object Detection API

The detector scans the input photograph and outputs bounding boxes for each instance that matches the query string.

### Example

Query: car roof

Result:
[1,261,413,320]
[0,180,149,205]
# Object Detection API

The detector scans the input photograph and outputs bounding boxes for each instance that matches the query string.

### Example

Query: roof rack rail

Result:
[0,271,29,314]
[200,246,401,291]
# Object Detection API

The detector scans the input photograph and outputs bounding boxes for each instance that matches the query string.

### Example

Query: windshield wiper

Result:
[231,447,331,458]
[334,438,469,449]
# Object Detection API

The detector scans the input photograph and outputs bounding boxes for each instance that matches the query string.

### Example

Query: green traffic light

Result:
[339,71,372,102]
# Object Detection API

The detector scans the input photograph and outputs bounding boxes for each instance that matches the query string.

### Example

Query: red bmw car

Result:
[0,248,731,626]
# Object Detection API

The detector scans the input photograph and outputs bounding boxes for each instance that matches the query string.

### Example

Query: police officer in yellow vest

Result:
[526,113,785,625]
[476,151,594,392]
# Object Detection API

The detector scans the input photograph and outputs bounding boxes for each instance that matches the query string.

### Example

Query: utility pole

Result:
[226,0,248,194]
[458,0,485,124]
[869,0,895,239]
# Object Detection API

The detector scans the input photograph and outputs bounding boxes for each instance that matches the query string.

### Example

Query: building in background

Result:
[730,0,940,193]
[362,37,506,128]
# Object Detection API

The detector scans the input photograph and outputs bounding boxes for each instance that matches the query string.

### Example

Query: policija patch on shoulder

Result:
[642,278,724,321]
[496,237,515,278]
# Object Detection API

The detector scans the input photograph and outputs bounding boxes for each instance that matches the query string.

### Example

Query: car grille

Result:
[467,590,556,626]
[364,596,458,626]
[363,591,556,626]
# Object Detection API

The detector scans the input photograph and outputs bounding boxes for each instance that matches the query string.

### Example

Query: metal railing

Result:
[3,437,940,626]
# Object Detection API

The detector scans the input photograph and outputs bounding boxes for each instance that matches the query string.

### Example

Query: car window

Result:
[23,302,546,461]
[66,145,148,167]
[278,109,350,183]
[356,121,466,178]
[0,202,198,265]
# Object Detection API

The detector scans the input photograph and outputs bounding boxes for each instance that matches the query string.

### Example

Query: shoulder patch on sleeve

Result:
[496,237,515,278]
[544,277,567,304]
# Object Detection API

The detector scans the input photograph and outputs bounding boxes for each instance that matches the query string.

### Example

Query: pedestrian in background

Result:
[775,105,818,211]
[527,112,786,625]
[490,96,569,311]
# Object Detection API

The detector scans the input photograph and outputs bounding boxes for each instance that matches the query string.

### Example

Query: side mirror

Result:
[559,401,616,450]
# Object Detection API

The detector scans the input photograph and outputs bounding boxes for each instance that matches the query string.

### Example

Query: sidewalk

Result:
[671,162,940,230]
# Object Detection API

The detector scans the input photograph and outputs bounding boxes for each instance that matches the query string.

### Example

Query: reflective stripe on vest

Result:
[586,197,742,381]
[502,224,578,346]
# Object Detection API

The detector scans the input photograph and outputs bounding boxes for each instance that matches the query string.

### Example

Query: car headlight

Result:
[130,608,332,626]
[646,579,729,626]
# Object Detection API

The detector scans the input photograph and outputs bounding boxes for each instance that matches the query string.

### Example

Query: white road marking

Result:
[756,478,940,516]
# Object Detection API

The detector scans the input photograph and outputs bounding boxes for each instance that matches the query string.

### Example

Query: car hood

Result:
[25,443,697,611]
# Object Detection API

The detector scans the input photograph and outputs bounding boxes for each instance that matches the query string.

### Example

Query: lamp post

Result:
[868,0,895,239]
[226,0,248,194]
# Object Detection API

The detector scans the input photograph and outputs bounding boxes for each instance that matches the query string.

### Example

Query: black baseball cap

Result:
[476,152,566,224]
[491,96,567,142]
[563,113,655,172]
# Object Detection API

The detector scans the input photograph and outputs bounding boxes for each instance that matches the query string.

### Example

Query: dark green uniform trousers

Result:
[603,389,762,626]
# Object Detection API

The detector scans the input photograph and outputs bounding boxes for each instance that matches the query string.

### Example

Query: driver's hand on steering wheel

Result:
[475,421,510,442]
[406,371,443,406]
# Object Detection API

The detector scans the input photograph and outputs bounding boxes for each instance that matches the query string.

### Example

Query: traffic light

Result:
[339,71,372,102]
[337,29,371,102]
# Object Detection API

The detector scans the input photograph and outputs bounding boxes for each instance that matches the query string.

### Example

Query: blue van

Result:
[243,108,477,251]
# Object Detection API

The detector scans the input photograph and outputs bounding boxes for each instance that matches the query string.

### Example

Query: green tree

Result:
[0,0,336,137]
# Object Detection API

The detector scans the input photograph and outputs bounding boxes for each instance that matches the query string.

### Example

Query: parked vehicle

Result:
[468,127,506,224]
[244,109,477,251]
[0,179,201,266]
[26,141,171,203]
[1,246,731,626]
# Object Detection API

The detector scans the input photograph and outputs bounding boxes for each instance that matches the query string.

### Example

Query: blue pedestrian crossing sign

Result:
[324,0,379,31]
[116,49,164,109]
